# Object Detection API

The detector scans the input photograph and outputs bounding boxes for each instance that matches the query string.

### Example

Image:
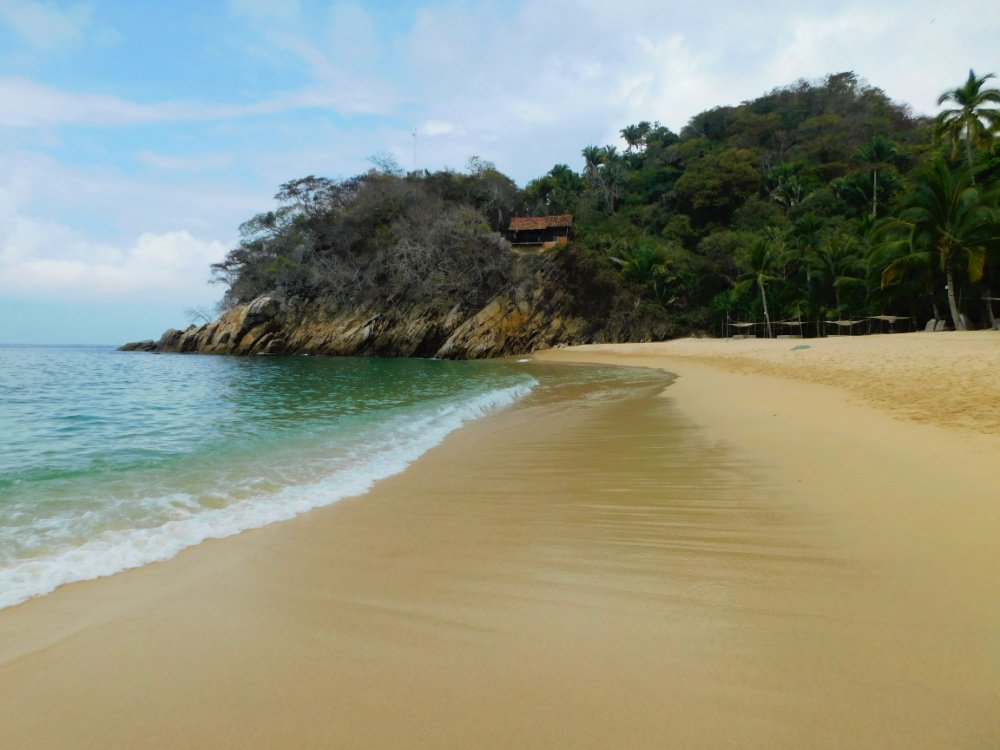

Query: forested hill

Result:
[127,71,1000,356]
[522,71,948,335]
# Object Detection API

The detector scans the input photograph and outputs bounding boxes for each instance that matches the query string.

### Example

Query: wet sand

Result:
[2,332,1000,748]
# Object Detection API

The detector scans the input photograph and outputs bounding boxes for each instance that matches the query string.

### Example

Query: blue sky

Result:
[1,0,998,344]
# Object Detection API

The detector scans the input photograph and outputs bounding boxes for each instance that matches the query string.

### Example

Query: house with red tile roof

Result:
[506,214,573,250]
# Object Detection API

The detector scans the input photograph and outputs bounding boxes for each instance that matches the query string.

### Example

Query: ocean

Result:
[0,345,548,610]
[0,345,672,611]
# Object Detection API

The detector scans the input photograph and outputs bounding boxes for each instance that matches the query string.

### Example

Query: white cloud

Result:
[327,2,378,68]
[754,3,1000,118]
[261,33,399,115]
[5,1,1000,174]
[421,120,456,136]
[134,150,235,173]
[407,5,488,75]
[0,200,228,302]
[0,0,90,51]
[0,0,120,59]
[765,7,911,99]
[0,77,202,128]
[0,149,262,309]
[5,0,992,189]
[0,75,396,129]
[0,147,258,240]
[369,0,1000,181]
[618,34,716,124]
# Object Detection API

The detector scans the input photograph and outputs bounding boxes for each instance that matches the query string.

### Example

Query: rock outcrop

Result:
[121,255,674,358]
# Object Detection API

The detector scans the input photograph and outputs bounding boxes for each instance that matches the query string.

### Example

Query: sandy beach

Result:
[2,331,1000,748]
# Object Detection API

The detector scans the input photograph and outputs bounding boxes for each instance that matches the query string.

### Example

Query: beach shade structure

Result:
[774,320,805,339]
[824,319,865,336]
[866,315,911,334]
[725,320,759,339]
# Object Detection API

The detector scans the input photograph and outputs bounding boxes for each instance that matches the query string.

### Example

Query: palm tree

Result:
[766,163,809,215]
[807,233,866,318]
[935,70,1000,175]
[735,237,782,338]
[785,215,828,334]
[581,145,626,215]
[855,136,897,218]
[581,145,602,180]
[877,161,1000,330]
[788,213,825,254]
[610,239,676,305]
[869,236,940,322]
[620,122,651,153]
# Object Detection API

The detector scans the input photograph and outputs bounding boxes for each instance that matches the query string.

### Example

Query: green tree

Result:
[582,145,627,215]
[878,161,1000,330]
[582,145,603,180]
[674,147,762,226]
[610,239,678,305]
[869,233,939,322]
[734,236,783,337]
[935,70,1000,174]
[806,232,866,319]
[621,121,652,153]
[787,213,826,255]
[767,163,809,215]
[523,164,584,215]
[465,158,522,231]
[855,136,898,218]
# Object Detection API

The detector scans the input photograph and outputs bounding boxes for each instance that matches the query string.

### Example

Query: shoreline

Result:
[537,330,1000,435]
[2,333,1000,747]
[0,367,537,613]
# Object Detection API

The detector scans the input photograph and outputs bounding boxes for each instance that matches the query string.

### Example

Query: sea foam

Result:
[0,380,534,611]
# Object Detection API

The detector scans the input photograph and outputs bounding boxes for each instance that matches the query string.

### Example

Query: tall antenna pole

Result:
[412,130,417,174]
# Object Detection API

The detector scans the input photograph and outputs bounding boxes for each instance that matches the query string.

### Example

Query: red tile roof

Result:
[508,214,573,231]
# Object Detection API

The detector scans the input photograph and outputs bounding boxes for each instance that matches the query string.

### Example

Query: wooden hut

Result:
[506,215,573,250]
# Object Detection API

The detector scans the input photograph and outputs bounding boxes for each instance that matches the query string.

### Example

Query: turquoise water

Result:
[0,346,544,609]
[0,346,672,611]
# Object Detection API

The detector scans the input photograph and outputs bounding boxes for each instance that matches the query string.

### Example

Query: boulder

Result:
[245,296,282,328]
[117,340,157,352]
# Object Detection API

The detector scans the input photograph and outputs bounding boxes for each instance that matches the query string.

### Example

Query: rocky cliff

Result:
[121,254,675,358]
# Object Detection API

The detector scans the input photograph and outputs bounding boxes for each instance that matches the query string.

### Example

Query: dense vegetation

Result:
[212,71,1000,338]
[211,165,519,313]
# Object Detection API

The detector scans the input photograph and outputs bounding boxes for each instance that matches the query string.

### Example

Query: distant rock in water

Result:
[120,255,675,358]
[119,340,158,352]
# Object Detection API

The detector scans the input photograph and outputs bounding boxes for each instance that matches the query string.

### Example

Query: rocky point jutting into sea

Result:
[121,254,675,358]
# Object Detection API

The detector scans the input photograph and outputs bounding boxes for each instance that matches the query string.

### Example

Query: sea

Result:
[0,345,548,611]
[0,345,672,612]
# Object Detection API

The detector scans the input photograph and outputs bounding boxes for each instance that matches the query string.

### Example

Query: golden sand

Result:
[605,330,1000,434]
[1,331,999,748]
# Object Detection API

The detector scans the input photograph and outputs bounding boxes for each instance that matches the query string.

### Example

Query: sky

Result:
[1,0,998,345]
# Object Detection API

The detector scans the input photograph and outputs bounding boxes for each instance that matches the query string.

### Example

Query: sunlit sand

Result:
[1,332,999,747]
